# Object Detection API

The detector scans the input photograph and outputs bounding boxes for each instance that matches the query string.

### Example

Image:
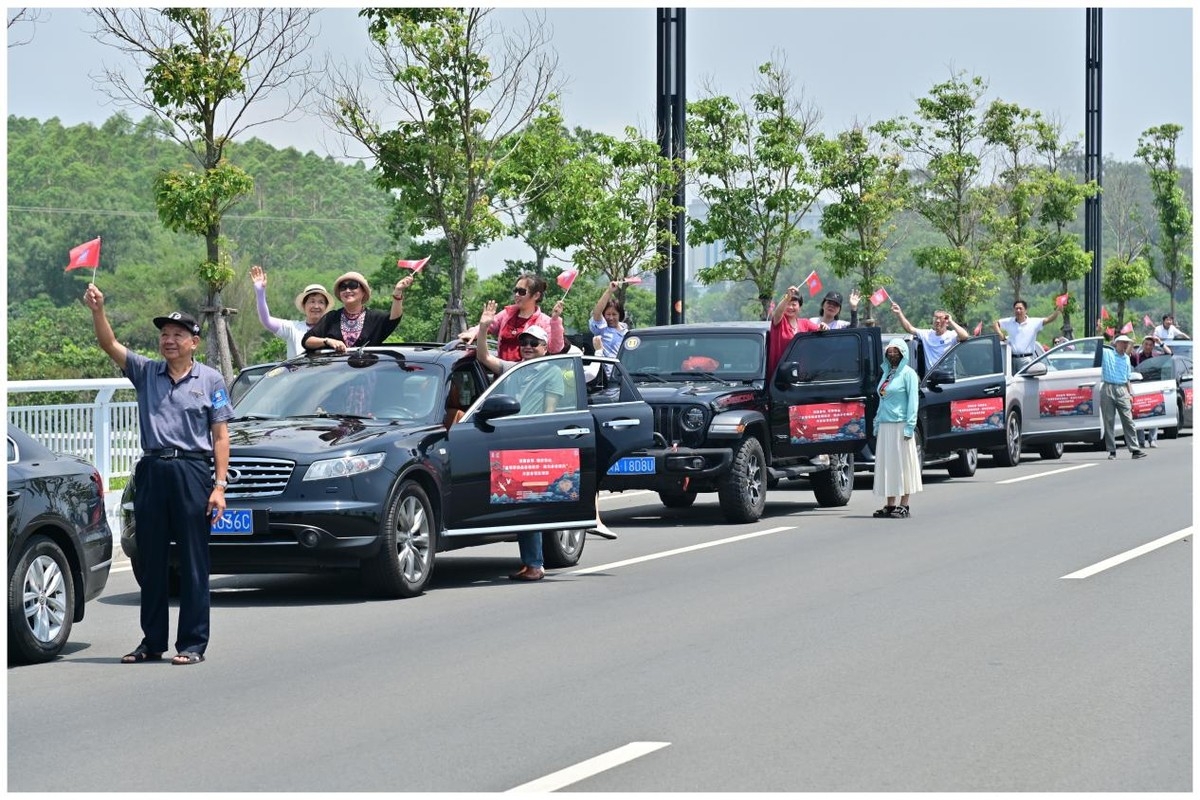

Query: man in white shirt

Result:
[889,302,970,367]
[994,299,1060,370]
[1153,314,1190,341]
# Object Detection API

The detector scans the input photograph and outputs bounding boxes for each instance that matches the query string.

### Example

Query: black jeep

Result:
[606,322,883,523]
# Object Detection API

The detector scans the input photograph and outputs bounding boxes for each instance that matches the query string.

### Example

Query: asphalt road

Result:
[8,438,1192,792]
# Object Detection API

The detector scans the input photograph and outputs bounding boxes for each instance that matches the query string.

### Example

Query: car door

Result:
[442,354,597,536]
[581,356,656,482]
[767,328,880,459]
[1017,337,1104,440]
[921,334,1007,453]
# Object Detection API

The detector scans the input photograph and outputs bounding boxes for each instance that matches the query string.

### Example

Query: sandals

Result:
[873,506,895,518]
[171,652,205,666]
[121,645,163,664]
[873,505,911,518]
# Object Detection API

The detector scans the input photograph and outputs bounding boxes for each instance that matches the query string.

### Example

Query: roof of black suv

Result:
[627,321,769,336]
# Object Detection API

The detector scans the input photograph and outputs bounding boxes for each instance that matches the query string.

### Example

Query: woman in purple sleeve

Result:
[249,265,333,359]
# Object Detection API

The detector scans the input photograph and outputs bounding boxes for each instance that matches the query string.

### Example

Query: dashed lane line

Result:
[1059,527,1193,580]
[568,526,796,576]
[996,463,1095,484]
[505,741,671,793]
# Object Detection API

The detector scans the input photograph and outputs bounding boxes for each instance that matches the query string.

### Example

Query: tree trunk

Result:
[438,238,470,342]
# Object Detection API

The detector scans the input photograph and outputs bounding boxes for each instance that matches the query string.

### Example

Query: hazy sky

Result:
[4,5,1194,271]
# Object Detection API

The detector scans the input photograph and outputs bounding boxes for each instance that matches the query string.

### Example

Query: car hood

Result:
[227,418,419,458]
[633,383,760,404]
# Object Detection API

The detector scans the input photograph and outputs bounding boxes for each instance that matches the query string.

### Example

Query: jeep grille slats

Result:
[653,405,706,448]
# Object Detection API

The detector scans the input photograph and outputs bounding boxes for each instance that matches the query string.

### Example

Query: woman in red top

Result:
[486,273,565,361]
[767,285,826,379]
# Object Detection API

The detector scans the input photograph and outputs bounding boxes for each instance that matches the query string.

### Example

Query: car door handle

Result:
[557,427,591,437]
[983,386,1002,395]
[1079,382,1099,388]
[602,419,641,428]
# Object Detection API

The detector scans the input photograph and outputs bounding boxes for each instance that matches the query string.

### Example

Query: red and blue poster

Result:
[1131,391,1166,419]
[1038,388,1094,417]
[489,448,581,504]
[951,397,1004,432]
[788,401,866,444]
[1183,387,1193,410]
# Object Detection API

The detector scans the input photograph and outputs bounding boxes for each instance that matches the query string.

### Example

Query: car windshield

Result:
[1032,337,1102,372]
[235,357,446,423]
[619,332,764,381]
[1132,355,1177,381]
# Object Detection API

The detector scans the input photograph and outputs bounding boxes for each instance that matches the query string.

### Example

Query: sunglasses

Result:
[518,336,544,347]
[512,287,529,296]
[338,280,362,292]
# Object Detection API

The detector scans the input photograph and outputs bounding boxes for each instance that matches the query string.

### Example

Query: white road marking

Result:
[996,463,1095,484]
[1060,527,1193,580]
[568,526,795,576]
[110,564,134,575]
[599,490,653,501]
[505,741,670,793]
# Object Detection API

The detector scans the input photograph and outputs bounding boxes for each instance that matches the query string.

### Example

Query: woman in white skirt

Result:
[872,338,922,518]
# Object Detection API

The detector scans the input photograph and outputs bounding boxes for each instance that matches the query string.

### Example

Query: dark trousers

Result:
[133,456,212,654]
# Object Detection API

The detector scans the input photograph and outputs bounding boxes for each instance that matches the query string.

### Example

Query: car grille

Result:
[224,456,295,499]
[653,405,706,448]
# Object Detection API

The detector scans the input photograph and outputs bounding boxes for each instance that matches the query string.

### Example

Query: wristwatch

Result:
[215,480,229,488]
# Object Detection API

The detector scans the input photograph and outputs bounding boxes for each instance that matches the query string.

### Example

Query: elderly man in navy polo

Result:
[84,283,232,666]
[1099,334,1148,461]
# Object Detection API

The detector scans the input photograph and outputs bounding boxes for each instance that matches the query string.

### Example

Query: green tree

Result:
[889,71,994,319]
[1101,255,1152,330]
[92,7,317,382]
[328,8,559,341]
[810,121,909,325]
[687,58,824,320]
[1135,123,1193,315]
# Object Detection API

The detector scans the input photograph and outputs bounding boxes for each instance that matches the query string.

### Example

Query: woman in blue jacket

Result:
[872,338,922,518]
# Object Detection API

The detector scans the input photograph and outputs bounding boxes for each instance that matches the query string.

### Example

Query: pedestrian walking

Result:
[872,338,922,518]
[83,284,233,666]
[1100,334,1149,460]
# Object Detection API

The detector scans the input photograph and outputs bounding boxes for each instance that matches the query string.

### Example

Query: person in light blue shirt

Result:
[872,338,922,518]
[589,280,629,357]
[1099,335,1148,460]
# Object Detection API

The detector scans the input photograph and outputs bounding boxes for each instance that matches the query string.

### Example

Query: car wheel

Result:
[8,536,75,664]
[1164,406,1180,439]
[543,529,587,569]
[811,453,854,507]
[363,481,436,598]
[993,409,1022,467]
[946,448,978,478]
[1038,441,1065,460]
[658,487,698,508]
[717,436,767,523]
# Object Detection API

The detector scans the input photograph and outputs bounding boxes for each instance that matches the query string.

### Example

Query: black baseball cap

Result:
[822,291,843,307]
[153,311,201,335]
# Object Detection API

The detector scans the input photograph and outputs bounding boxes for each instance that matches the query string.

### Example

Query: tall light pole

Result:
[655,7,686,325]
[1083,8,1103,337]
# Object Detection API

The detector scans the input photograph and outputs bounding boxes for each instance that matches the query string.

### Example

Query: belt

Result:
[143,448,211,461]
[1011,353,1034,357]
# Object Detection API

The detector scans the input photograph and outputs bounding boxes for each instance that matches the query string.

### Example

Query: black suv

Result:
[121,344,653,597]
[606,322,882,522]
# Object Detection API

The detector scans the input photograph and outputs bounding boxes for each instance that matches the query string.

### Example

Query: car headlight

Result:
[303,452,386,481]
[681,406,707,432]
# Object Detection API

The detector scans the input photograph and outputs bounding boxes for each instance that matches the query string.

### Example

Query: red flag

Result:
[65,237,101,271]
[1106,327,1115,338]
[1100,307,1110,320]
[1120,321,1134,334]
[972,320,983,336]
[556,269,577,291]
[804,271,823,297]
[1144,314,1154,328]
[397,256,430,273]
[1055,292,1069,309]
[869,287,889,307]
[623,276,643,285]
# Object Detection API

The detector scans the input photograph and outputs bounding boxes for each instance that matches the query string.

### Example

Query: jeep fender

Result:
[707,408,767,441]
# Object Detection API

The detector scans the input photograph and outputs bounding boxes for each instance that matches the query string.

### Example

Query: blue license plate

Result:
[607,456,657,475]
[212,509,253,535]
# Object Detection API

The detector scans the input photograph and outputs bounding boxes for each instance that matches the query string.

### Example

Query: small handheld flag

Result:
[804,271,823,297]
[1120,321,1134,334]
[1144,314,1154,328]
[973,320,983,336]
[1106,327,1115,338]
[1055,292,1069,309]
[1101,307,1110,320]
[397,256,430,273]
[869,288,889,307]
[556,269,578,292]
[65,237,101,271]
[623,276,643,285]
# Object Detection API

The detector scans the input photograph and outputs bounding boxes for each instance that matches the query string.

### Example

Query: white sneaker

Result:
[813,454,830,466]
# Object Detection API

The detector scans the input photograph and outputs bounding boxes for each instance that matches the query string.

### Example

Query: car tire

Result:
[8,536,75,664]
[363,481,436,598]
[946,448,978,478]
[993,409,1022,467]
[717,436,767,523]
[811,453,854,507]
[1164,408,1180,439]
[658,487,698,508]
[1038,441,1065,460]
[543,529,587,569]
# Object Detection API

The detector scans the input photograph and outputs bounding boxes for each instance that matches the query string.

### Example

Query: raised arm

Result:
[945,311,970,341]
[389,274,414,321]
[890,301,917,335]
[82,283,128,371]
[771,286,800,324]
[1041,306,1061,326]
[592,281,619,322]
[249,265,282,334]
[475,300,503,374]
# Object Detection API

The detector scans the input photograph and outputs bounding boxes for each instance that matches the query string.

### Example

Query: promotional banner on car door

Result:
[489,448,581,503]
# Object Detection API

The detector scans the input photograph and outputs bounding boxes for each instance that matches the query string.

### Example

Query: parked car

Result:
[1130,354,1193,437]
[7,425,113,663]
[920,335,1178,464]
[608,322,881,523]
[122,344,653,597]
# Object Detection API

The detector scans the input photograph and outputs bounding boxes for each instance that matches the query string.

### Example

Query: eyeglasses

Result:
[338,280,362,292]
[512,287,529,296]
[518,337,543,347]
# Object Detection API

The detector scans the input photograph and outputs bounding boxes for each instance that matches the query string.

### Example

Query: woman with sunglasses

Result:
[302,271,413,352]
[485,273,564,361]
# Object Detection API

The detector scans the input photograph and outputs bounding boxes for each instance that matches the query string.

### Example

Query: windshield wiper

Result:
[232,414,275,421]
[669,370,732,386]
[630,370,668,383]
[292,412,373,420]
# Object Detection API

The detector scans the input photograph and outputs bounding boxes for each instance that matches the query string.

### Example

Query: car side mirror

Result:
[1022,361,1048,377]
[475,394,521,425]
[776,361,801,388]
[926,366,955,386]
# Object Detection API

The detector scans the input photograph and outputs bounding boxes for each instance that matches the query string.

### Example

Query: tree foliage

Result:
[1135,123,1193,315]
